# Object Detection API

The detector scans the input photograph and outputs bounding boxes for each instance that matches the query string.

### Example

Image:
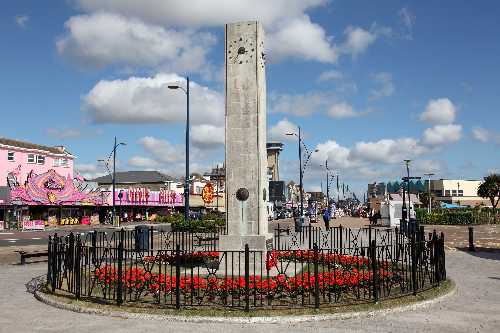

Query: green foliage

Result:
[162,212,225,232]
[416,207,500,225]
[477,174,500,209]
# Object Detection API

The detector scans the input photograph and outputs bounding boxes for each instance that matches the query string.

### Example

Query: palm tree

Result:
[477,174,500,208]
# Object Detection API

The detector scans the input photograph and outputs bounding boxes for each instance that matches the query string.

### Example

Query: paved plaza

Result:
[0,241,499,332]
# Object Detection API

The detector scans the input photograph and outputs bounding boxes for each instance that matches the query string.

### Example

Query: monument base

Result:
[218,234,273,252]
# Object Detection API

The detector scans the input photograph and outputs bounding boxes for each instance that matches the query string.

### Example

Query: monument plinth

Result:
[219,21,272,252]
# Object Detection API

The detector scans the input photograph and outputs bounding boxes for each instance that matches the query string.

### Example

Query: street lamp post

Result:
[286,127,318,230]
[168,77,190,223]
[99,138,126,226]
[424,173,435,213]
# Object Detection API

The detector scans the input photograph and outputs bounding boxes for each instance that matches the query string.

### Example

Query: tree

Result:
[477,174,500,208]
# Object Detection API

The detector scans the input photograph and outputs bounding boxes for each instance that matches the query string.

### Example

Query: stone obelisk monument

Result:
[219,21,272,251]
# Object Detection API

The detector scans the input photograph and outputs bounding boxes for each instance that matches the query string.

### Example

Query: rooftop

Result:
[90,171,175,184]
[0,137,73,156]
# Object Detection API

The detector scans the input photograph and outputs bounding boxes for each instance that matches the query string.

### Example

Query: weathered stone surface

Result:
[220,21,272,251]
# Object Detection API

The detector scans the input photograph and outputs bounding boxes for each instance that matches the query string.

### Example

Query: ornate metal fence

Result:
[46,227,446,311]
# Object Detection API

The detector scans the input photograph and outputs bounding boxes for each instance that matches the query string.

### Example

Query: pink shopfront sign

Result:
[113,188,183,206]
[22,220,45,231]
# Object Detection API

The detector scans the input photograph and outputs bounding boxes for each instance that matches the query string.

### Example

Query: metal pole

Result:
[184,77,190,223]
[112,136,116,226]
[299,126,304,227]
[326,161,330,217]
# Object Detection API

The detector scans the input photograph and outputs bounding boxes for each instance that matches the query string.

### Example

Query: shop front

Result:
[107,187,184,222]
[7,168,105,229]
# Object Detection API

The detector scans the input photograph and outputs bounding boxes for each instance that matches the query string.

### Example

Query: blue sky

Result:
[1,0,500,197]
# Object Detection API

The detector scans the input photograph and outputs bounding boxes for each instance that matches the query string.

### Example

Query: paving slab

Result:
[1,248,499,332]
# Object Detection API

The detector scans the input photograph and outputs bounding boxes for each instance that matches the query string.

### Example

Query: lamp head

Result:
[168,85,180,89]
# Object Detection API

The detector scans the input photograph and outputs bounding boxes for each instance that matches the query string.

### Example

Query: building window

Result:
[452,190,457,196]
[7,152,14,161]
[54,158,68,167]
[36,155,45,165]
[445,190,450,197]
[458,190,464,197]
[27,154,35,163]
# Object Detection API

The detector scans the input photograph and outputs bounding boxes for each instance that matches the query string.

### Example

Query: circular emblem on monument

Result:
[236,188,249,201]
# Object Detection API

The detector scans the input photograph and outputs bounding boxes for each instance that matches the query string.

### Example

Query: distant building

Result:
[266,142,283,181]
[428,179,491,207]
[367,182,386,199]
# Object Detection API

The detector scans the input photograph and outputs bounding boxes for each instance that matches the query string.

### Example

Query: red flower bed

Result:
[94,264,396,299]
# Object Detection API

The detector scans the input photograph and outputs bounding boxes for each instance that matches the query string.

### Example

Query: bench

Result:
[15,250,48,265]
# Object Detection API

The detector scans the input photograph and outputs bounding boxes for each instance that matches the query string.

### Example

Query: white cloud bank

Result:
[83,73,224,126]
[420,98,456,125]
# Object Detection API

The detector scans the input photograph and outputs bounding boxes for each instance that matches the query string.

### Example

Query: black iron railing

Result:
[47,227,446,311]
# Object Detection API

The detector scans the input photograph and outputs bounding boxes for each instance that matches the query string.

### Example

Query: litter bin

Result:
[294,216,303,233]
[135,225,149,252]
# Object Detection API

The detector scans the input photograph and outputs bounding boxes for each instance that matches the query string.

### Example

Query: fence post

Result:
[150,226,154,256]
[117,229,124,305]
[313,243,320,309]
[370,239,378,303]
[51,233,58,292]
[245,244,250,312]
[47,236,52,288]
[440,232,446,280]
[91,230,97,265]
[468,227,475,251]
[411,230,417,295]
[277,223,281,251]
[339,224,343,255]
[175,244,181,309]
[308,224,313,250]
[75,236,82,299]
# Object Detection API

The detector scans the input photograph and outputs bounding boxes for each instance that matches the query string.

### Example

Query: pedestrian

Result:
[322,209,330,229]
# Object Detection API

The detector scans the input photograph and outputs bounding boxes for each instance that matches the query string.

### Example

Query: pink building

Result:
[0,137,103,230]
[0,137,74,186]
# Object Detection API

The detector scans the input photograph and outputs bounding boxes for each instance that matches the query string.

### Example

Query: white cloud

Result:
[350,138,427,164]
[76,0,327,28]
[267,15,338,63]
[74,163,107,180]
[73,1,384,66]
[472,127,500,144]
[15,15,29,28]
[420,98,456,125]
[57,13,216,72]
[128,156,160,168]
[138,136,184,164]
[191,124,224,149]
[46,128,82,139]
[268,118,298,142]
[398,7,415,40]
[317,70,343,82]
[83,73,224,125]
[369,72,394,100]
[270,92,330,116]
[422,124,462,146]
[341,26,377,57]
[472,127,490,143]
[311,140,352,169]
[327,102,361,119]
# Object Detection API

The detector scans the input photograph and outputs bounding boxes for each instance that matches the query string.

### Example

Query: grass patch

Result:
[40,279,453,318]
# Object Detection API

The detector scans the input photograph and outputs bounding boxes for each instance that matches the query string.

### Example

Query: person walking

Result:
[322,208,330,229]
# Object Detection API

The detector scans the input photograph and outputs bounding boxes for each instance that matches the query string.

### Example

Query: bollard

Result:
[468,227,475,252]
